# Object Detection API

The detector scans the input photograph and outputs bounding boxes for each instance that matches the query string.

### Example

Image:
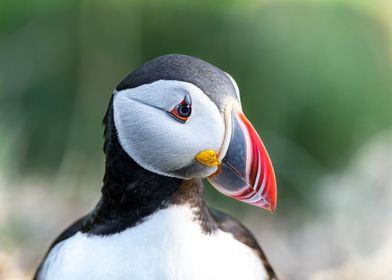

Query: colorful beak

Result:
[197,105,277,212]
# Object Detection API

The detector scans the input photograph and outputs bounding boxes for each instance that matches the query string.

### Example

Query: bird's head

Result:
[108,54,277,212]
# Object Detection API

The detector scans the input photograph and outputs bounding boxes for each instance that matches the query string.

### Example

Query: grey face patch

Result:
[113,80,225,179]
[116,54,238,111]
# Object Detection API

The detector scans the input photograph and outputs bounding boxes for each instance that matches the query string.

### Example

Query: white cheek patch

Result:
[113,80,225,178]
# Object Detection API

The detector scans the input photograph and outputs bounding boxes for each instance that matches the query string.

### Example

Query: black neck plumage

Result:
[80,98,216,235]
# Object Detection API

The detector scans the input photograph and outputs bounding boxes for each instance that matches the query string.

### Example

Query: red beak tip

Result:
[263,201,276,213]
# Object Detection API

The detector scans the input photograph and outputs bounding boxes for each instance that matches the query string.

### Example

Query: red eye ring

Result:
[168,95,192,123]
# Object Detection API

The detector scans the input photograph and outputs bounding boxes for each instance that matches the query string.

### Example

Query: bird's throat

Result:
[81,98,215,235]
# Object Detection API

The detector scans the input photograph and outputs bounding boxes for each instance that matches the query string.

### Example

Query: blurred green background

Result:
[1,0,392,279]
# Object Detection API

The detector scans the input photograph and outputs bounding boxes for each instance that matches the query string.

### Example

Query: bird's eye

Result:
[177,104,191,117]
[168,95,192,123]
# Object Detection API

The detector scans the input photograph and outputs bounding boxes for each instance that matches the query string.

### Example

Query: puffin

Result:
[34,54,278,280]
